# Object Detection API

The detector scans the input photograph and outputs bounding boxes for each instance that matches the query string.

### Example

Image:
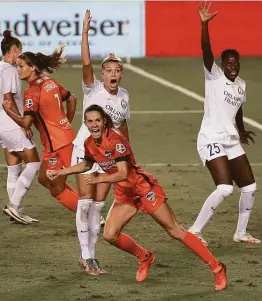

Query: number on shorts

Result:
[76,157,84,164]
[207,143,220,157]
[54,93,61,110]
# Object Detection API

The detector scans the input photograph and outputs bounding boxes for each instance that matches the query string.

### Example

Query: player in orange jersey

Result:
[2,45,78,212]
[46,105,227,291]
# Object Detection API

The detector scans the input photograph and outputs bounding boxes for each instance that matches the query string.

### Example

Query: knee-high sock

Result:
[76,199,93,259]
[190,184,233,233]
[236,183,256,233]
[182,231,221,272]
[88,201,105,259]
[11,162,40,208]
[114,233,148,261]
[6,164,22,201]
[55,184,78,212]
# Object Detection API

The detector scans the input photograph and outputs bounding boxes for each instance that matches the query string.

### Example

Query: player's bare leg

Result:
[104,200,154,281]
[151,202,227,291]
[229,155,260,244]
[3,147,40,224]
[38,161,78,212]
[189,156,233,245]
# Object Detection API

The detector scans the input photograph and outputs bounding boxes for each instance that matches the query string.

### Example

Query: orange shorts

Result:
[42,143,73,170]
[115,182,166,215]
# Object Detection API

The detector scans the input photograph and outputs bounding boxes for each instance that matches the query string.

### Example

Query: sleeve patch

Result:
[25,99,33,108]
[116,143,126,154]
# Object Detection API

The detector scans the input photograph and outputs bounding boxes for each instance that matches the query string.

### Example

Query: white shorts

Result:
[71,144,104,175]
[198,142,245,166]
[0,128,36,152]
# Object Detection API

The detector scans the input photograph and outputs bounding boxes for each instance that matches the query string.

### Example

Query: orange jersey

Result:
[84,129,157,197]
[23,76,75,152]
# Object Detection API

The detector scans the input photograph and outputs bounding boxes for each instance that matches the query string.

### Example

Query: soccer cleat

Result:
[93,259,107,274]
[136,252,155,282]
[213,262,227,291]
[3,205,28,225]
[18,207,39,223]
[233,232,261,244]
[100,216,106,227]
[79,257,100,276]
[188,228,208,246]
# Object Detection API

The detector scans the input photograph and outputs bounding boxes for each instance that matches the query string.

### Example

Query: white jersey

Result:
[73,79,130,149]
[0,61,23,131]
[198,62,246,146]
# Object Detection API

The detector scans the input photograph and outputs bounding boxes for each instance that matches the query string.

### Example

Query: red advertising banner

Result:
[145,1,262,56]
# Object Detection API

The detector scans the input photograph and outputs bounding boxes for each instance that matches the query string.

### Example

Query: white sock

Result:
[6,164,22,200]
[11,162,40,208]
[190,184,233,233]
[88,201,105,259]
[76,199,93,260]
[236,183,256,233]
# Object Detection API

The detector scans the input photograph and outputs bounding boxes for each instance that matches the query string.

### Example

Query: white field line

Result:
[75,110,204,115]
[123,63,262,131]
[1,163,262,168]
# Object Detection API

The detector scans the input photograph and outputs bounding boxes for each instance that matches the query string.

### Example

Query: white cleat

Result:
[233,232,261,244]
[100,216,106,227]
[188,228,208,246]
[3,205,28,225]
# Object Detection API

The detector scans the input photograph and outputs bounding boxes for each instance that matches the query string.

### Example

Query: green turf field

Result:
[0,58,262,301]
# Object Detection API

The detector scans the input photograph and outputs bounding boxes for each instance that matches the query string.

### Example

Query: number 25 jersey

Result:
[23,76,76,152]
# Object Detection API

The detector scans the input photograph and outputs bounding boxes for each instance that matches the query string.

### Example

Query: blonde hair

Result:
[101,52,123,70]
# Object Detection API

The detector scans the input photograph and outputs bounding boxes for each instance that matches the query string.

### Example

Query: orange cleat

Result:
[136,252,156,282]
[213,262,227,291]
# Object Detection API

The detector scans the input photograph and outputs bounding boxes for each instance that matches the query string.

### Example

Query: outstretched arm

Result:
[198,1,218,72]
[82,9,94,86]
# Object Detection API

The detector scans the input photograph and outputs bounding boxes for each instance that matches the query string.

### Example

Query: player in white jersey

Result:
[71,10,130,275]
[0,30,41,224]
[188,2,260,245]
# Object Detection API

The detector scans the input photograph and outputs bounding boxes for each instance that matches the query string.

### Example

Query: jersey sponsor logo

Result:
[105,150,112,158]
[121,99,127,109]
[49,157,57,166]
[25,99,33,108]
[238,86,244,95]
[116,143,126,153]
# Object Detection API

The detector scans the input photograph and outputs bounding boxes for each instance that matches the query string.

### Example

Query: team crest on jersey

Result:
[116,143,126,153]
[121,99,127,109]
[25,99,33,108]
[238,87,244,95]
[49,158,57,166]
[146,191,155,201]
[105,150,112,158]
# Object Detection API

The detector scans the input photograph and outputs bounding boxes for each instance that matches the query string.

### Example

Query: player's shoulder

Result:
[83,79,103,96]
[0,62,17,75]
[236,76,246,87]
[118,86,129,98]
[84,135,93,148]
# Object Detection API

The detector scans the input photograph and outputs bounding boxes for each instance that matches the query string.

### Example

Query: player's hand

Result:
[239,130,256,145]
[46,169,65,180]
[2,99,12,111]
[198,1,218,23]
[84,174,99,185]
[22,128,34,139]
[83,9,92,33]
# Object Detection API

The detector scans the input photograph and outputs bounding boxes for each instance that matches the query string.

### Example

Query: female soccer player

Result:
[2,45,78,212]
[47,105,227,291]
[188,2,260,245]
[0,30,40,224]
[70,10,130,273]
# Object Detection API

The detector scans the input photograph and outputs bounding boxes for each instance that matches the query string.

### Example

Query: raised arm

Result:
[198,1,218,72]
[82,9,94,86]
